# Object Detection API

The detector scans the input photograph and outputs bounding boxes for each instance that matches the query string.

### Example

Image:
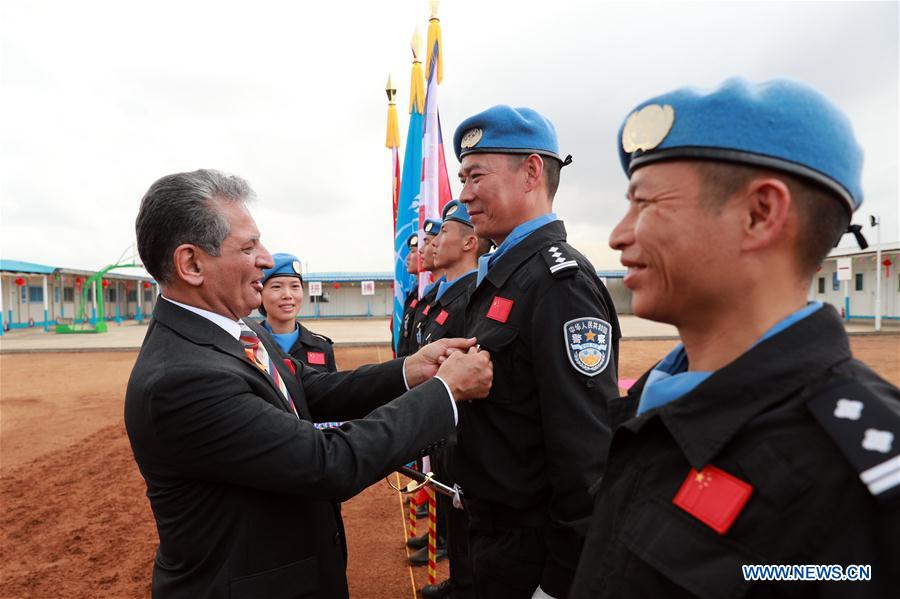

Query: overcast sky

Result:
[1,0,897,276]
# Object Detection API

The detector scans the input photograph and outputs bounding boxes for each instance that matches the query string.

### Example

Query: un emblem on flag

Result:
[563,317,611,376]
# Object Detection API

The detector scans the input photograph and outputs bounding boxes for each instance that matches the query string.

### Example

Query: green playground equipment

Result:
[56,262,144,334]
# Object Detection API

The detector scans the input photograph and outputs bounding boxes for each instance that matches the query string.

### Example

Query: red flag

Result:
[672,465,753,534]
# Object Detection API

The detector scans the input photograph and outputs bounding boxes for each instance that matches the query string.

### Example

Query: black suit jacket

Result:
[125,299,454,599]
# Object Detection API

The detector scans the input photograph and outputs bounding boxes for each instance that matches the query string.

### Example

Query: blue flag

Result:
[392,109,424,353]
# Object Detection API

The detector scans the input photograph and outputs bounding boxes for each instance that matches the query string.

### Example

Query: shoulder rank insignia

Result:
[542,245,578,276]
[563,317,612,376]
[807,378,900,502]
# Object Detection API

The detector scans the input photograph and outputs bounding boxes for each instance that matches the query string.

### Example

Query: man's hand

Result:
[436,346,492,402]
[404,337,478,387]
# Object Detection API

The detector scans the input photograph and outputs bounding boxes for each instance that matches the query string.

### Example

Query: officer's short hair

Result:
[694,161,848,276]
[507,154,562,199]
[136,169,255,285]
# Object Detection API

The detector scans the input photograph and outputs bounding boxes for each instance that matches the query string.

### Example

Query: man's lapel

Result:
[153,300,301,415]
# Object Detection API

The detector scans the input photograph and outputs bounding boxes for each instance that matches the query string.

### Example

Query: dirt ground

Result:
[1,337,897,598]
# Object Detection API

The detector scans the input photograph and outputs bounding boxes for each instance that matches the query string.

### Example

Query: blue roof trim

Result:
[304,272,394,282]
[597,270,626,279]
[0,260,57,274]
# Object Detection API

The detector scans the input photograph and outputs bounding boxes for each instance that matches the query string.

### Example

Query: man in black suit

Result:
[125,169,493,599]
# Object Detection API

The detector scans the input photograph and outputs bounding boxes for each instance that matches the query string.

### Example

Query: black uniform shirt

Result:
[418,271,477,348]
[452,219,622,593]
[570,305,900,598]
[410,282,441,350]
[288,324,337,373]
[396,289,420,358]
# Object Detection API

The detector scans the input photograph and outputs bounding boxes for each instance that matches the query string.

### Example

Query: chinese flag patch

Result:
[423,305,431,316]
[435,310,449,325]
[672,465,753,534]
[307,352,326,365]
[411,299,418,308]
[486,296,514,323]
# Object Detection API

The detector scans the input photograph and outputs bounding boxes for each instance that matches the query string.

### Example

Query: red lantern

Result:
[75,277,83,286]
[332,282,341,289]
[102,279,110,288]
[14,276,25,286]
[143,281,151,289]
[883,258,893,278]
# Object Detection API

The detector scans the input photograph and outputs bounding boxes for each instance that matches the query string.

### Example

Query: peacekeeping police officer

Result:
[410,217,446,351]
[259,252,336,372]
[451,106,622,599]
[570,78,900,598]
[397,233,421,357]
[417,199,491,599]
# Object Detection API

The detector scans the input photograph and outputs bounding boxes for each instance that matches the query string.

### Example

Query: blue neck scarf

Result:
[636,302,823,415]
[476,213,558,286]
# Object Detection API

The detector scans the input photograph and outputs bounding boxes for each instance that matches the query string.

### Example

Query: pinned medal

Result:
[292,260,302,274]
[622,104,675,153]
[563,317,612,376]
[460,128,482,149]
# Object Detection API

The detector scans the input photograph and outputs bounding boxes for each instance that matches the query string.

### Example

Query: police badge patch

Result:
[563,317,612,377]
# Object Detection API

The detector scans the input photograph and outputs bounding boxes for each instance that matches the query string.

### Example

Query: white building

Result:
[810,242,900,321]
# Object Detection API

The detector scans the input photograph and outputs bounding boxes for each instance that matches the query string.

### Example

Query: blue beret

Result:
[454,105,562,162]
[261,252,303,285]
[406,233,419,249]
[441,199,472,227]
[423,218,442,237]
[618,78,863,212]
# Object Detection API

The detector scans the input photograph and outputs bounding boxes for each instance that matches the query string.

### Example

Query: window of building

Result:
[855,273,864,291]
[143,289,154,302]
[818,277,825,294]
[54,287,59,303]
[831,272,840,291]
[127,289,137,302]
[108,288,117,302]
[28,286,43,303]
[64,287,75,302]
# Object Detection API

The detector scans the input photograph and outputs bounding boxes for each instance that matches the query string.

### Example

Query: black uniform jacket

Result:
[411,282,441,350]
[570,304,900,599]
[288,323,337,373]
[417,271,477,348]
[451,220,621,596]
[396,288,420,357]
[125,299,454,599]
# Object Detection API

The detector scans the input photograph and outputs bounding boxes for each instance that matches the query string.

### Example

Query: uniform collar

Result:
[623,304,851,469]
[477,220,568,290]
[296,323,319,346]
[161,295,242,340]
[477,213,558,286]
[436,270,477,303]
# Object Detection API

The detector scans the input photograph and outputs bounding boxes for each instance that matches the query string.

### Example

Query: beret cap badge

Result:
[445,204,459,216]
[622,104,675,153]
[291,260,302,274]
[460,128,483,149]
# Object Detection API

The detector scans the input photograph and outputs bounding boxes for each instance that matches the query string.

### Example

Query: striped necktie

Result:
[238,321,299,419]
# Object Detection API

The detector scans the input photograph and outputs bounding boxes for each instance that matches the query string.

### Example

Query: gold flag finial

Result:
[386,74,397,104]
[411,26,423,62]
[386,72,400,148]
[429,0,441,19]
